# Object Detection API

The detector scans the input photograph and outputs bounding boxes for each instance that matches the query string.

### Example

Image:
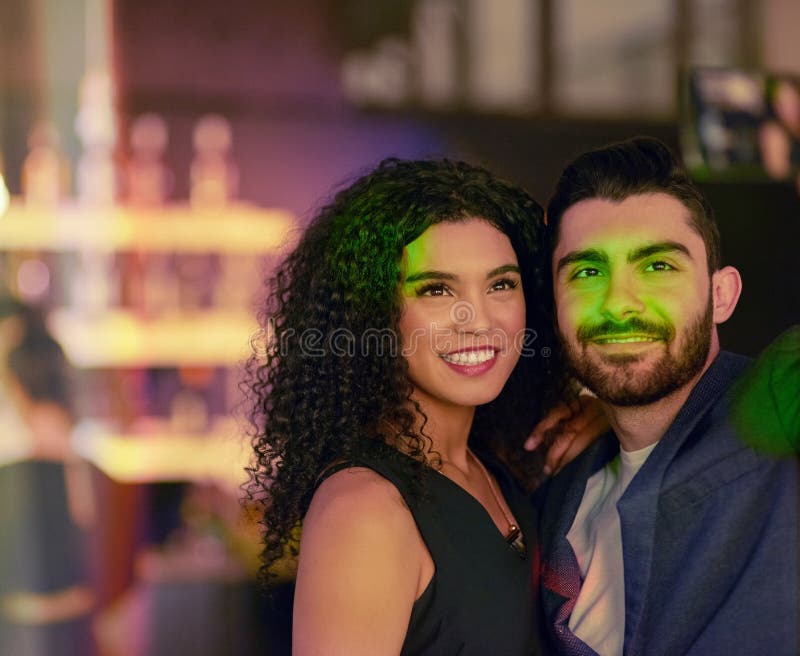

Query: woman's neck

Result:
[407,389,476,470]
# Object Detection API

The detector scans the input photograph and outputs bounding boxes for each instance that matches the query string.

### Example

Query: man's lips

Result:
[591,334,662,345]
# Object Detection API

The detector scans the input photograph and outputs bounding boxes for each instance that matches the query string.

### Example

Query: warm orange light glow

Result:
[0,199,297,253]
[73,417,250,490]
[0,175,10,216]
[48,309,258,367]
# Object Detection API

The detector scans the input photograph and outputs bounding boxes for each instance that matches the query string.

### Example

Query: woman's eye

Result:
[573,267,602,279]
[416,283,451,297]
[644,261,675,272]
[490,278,520,292]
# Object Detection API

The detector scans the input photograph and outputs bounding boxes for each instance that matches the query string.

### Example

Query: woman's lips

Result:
[440,347,499,376]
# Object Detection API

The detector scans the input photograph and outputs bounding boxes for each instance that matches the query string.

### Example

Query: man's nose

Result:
[599,272,645,321]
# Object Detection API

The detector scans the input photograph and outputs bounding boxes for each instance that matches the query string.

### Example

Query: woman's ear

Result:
[711,266,743,324]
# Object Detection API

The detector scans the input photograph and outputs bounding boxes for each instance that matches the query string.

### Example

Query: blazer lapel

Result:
[539,432,618,655]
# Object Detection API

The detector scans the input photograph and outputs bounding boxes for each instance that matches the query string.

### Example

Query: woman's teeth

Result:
[441,349,496,365]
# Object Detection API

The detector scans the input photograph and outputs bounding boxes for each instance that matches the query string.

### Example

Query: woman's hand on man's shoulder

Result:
[524,394,610,475]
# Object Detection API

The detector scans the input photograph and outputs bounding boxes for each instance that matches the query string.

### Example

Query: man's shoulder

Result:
[703,350,752,394]
[660,347,798,490]
[663,351,752,445]
[687,346,795,447]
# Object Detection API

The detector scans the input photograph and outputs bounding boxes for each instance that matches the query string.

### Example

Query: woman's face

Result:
[398,218,526,411]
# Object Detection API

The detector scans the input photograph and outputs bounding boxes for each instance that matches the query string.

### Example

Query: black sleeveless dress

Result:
[322,443,543,656]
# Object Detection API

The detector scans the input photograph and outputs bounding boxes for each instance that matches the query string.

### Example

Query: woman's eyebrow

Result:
[486,264,521,278]
[404,263,520,284]
[403,270,457,284]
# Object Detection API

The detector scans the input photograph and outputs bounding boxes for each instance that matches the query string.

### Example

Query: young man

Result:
[536,137,798,656]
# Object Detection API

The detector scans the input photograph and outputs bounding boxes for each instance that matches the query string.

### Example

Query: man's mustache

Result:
[576,317,674,344]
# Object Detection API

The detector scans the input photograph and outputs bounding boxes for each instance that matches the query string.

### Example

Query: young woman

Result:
[244,159,572,655]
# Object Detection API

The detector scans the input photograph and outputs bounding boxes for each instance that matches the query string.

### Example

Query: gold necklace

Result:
[467,450,526,558]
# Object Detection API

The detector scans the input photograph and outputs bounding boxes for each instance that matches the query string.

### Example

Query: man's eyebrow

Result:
[627,241,692,262]
[556,249,608,273]
[403,270,457,284]
[556,242,694,273]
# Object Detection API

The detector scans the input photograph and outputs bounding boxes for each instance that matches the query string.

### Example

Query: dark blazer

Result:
[536,352,799,656]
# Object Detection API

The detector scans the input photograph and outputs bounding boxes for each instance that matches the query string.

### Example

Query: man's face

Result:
[552,192,714,406]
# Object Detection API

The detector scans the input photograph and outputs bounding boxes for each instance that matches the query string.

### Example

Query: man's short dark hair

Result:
[546,137,721,273]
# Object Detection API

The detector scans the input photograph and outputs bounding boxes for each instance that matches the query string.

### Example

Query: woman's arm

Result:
[293,467,429,656]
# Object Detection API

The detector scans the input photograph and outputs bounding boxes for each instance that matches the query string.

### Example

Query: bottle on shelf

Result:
[125,113,172,207]
[125,113,180,317]
[21,122,69,208]
[72,70,119,316]
[189,115,238,210]
[179,115,239,313]
[74,70,117,207]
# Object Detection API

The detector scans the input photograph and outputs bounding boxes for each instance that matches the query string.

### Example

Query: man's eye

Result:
[644,261,675,272]
[573,268,602,279]
[489,278,520,292]
[416,283,451,297]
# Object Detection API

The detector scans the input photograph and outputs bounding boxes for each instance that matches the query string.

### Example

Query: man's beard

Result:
[561,301,714,407]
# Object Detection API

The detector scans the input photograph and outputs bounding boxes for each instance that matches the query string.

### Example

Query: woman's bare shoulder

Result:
[305,465,410,531]
[294,466,423,655]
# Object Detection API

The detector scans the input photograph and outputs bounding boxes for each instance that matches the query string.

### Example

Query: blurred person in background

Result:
[0,297,97,656]
[0,297,46,463]
[244,158,605,655]
[759,79,800,193]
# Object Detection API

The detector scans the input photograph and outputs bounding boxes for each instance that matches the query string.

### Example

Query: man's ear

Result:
[711,266,742,324]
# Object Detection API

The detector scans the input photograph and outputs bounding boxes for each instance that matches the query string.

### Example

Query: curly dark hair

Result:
[244,158,568,582]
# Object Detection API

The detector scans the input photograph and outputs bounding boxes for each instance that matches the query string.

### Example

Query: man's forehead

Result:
[554,193,700,255]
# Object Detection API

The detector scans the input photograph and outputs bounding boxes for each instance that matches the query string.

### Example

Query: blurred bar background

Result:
[0,1,798,654]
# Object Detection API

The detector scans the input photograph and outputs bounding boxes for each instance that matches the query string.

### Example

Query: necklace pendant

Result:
[506,528,526,558]
[505,524,521,543]
[505,524,526,557]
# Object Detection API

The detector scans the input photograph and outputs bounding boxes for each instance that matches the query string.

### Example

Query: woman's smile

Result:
[440,346,499,375]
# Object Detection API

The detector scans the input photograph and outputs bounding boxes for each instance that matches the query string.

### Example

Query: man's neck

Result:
[603,344,720,452]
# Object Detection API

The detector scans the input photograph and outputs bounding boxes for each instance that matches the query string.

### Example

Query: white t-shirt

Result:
[566,442,657,656]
